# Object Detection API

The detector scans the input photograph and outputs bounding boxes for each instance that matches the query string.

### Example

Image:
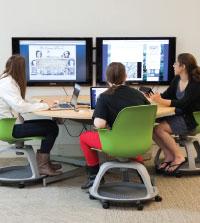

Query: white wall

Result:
[1,0,200,70]
[0,0,200,154]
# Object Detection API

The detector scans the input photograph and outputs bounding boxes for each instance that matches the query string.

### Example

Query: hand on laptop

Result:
[42,99,59,108]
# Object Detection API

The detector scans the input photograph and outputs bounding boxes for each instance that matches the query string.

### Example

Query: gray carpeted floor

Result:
[0,158,200,223]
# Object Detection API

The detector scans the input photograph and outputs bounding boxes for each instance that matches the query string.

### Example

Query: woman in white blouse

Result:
[0,55,61,176]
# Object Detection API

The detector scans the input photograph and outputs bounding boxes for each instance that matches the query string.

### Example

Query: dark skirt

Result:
[156,115,191,135]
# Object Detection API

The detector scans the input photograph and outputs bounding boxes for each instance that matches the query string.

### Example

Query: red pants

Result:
[79,131,144,166]
[79,131,102,166]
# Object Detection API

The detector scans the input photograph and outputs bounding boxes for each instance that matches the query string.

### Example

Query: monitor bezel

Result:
[12,37,93,86]
[96,37,176,85]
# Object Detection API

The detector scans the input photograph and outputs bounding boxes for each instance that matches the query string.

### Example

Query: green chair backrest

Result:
[193,111,200,133]
[0,118,17,143]
[0,118,44,144]
[98,105,157,158]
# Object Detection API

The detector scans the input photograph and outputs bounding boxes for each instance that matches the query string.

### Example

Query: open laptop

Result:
[90,87,108,109]
[50,83,81,110]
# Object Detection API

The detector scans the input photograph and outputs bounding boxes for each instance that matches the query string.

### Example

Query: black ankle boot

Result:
[81,165,99,189]
[81,175,97,189]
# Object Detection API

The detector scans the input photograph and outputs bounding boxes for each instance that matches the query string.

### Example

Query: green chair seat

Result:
[0,118,44,144]
[89,105,162,209]
[154,110,200,176]
[193,111,200,134]
[0,118,45,184]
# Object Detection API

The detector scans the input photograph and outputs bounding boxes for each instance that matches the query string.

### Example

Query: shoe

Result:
[164,160,187,176]
[155,161,172,174]
[46,152,62,170]
[81,175,96,189]
[36,152,62,176]
[81,175,105,190]
[49,162,62,171]
[81,164,100,189]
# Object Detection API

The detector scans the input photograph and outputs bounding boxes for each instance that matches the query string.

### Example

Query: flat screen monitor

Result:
[12,37,93,86]
[96,37,176,85]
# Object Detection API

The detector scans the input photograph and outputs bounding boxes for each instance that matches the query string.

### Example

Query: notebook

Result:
[90,87,108,109]
[50,83,81,110]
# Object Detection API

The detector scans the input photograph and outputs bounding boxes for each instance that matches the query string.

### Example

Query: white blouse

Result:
[0,75,49,119]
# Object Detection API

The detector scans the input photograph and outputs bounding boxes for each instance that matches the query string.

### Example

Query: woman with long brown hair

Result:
[151,53,200,175]
[0,55,61,176]
[79,62,150,189]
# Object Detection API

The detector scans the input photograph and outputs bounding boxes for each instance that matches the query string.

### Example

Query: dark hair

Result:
[63,51,70,58]
[36,50,42,58]
[1,55,26,99]
[31,60,36,66]
[105,62,126,94]
[178,53,200,82]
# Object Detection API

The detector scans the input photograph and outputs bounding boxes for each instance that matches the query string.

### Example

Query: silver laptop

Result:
[90,87,108,109]
[51,83,81,110]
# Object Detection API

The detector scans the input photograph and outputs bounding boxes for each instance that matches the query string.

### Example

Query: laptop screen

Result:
[90,87,108,109]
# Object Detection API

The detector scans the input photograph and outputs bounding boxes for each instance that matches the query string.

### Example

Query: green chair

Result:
[0,118,44,186]
[154,111,200,176]
[89,105,162,210]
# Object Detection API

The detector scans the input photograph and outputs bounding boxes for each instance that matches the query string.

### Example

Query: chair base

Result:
[154,136,200,176]
[97,182,156,200]
[0,165,44,183]
[0,145,42,184]
[89,161,161,209]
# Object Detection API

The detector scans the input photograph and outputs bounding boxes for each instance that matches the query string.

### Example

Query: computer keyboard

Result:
[50,103,73,110]
[59,103,73,108]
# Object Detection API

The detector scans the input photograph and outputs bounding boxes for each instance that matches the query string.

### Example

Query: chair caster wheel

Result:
[137,203,144,211]
[175,172,182,178]
[136,201,144,210]
[89,194,95,200]
[18,183,25,189]
[102,201,110,209]
[155,195,162,202]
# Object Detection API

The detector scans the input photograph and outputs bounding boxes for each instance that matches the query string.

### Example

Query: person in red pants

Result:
[79,62,150,189]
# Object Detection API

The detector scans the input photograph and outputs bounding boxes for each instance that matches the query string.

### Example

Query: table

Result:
[32,95,175,185]
[33,95,175,119]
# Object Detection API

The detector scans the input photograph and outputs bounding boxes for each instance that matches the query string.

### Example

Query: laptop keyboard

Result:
[59,103,73,108]
[50,103,73,110]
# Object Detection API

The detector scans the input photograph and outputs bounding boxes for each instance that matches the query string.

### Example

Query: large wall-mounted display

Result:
[12,37,93,86]
[96,37,176,85]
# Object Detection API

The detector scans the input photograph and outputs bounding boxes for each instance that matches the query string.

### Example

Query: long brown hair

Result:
[1,55,27,99]
[178,53,200,82]
[105,62,126,94]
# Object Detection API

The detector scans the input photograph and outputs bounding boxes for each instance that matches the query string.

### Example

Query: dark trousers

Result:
[12,119,59,153]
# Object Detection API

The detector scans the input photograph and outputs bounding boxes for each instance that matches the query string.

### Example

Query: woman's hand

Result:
[149,93,161,103]
[42,100,59,108]
[150,93,171,107]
